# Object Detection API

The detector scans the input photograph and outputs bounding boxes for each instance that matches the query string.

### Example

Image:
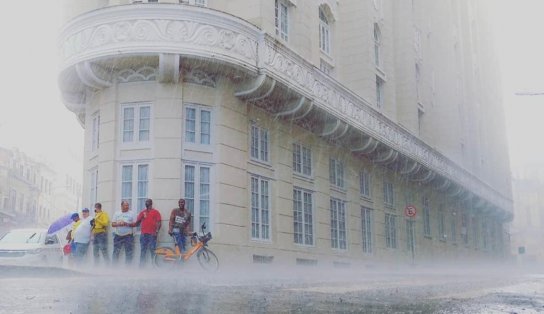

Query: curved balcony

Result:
[58,3,513,220]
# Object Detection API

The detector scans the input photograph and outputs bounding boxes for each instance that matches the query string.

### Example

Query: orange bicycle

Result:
[154,223,219,271]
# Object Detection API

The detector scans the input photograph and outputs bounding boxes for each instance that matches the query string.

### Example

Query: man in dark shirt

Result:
[168,199,192,253]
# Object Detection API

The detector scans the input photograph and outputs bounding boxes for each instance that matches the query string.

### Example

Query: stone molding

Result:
[58,4,512,213]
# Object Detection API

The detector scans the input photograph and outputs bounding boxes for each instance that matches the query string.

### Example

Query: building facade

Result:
[510,164,544,266]
[0,147,82,235]
[58,0,513,267]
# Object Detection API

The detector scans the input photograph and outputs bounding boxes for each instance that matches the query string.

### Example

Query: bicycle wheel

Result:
[197,248,219,271]
[154,247,177,268]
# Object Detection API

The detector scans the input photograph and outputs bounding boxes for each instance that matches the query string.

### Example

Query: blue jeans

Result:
[74,242,89,262]
[93,232,110,265]
[173,232,187,253]
[139,234,157,267]
[112,234,134,265]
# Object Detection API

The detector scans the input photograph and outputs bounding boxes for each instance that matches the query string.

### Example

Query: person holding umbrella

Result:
[91,202,110,266]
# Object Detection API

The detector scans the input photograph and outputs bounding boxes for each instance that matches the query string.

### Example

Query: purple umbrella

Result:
[47,213,74,235]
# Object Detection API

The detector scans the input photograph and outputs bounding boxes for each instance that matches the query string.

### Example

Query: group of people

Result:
[66,198,192,267]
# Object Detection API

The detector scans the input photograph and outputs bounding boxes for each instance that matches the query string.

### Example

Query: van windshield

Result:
[0,230,43,244]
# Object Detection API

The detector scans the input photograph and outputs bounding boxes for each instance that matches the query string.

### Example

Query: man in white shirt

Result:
[73,208,92,263]
[111,201,136,265]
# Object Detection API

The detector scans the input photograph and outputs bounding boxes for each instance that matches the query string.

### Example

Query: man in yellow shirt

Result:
[91,202,110,266]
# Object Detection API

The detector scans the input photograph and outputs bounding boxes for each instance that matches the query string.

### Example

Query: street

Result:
[0,263,543,313]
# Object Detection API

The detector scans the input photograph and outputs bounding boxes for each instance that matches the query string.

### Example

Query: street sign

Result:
[404,205,417,218]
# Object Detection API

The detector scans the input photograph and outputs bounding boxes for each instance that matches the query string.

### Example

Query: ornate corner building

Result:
[58,0,513,266]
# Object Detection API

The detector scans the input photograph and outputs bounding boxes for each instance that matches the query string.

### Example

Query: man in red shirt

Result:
[132,198,162,267]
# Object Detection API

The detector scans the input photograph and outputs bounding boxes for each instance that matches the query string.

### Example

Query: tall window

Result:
[423,197,431,237]
[91,113,100,153]
[293,143,312,176]
[319,7,331,54]
[385,213,397,249]
[90,168,98,209]
[185,105,211,145]
[122,103,151,144]
[438,207,446,241]
[275,0,289,41]
[360,170,371,198]
[461,213,469,245]
[121,163,148,211]
[376,76,385,108]
[250,124,269,162]
[406,220,415,253]
[293,188,313,245]
[251,176,270,240]
[361,206,373,253]
[374,23,381,67]
[450,212,457,242]
[383,181,394,206]
[330,198,346,249]
[472,216,479,248]
[329,158,344,188]
[184,164,211,231]
[482,221,488,249]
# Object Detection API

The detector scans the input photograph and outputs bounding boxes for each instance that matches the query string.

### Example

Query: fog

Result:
[1,1,544,313]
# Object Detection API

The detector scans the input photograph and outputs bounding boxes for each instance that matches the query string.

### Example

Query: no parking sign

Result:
[404,205,417,218]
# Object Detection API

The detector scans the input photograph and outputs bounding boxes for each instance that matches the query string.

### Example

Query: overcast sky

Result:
[0,1,542,181]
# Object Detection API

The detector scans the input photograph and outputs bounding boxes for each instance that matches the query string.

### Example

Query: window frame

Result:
[329,158,344,189]
[91,112,100,154]
[383,180,394,207]
[120,102,152,147]
[361,206,373,254]
[385,213,397,249]
[183,162,213,233]
[319,7,331,55]
[119,161,150,213]
[360,169,371,198]
[423,197,431,237]
[250,123,270,164]
[376,76,385,109]
[250,175,271,241]
[184,104,213,149]
[275,0,289,42]
[374,23,382,68]
[293,187,314,246]
[292,143,312,177]
[330,197,347,250]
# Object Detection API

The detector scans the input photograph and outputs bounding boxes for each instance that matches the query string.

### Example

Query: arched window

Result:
[319,7,331,54]
[374,23,381,67]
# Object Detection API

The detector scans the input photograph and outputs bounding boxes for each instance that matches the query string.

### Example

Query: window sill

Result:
[183,142,213,153]
[293,172,314,183]
[384,204,395,210]
[330,185,347,194]
[360,195,373,202]
[120,143,152,150]
[248,159,273,170]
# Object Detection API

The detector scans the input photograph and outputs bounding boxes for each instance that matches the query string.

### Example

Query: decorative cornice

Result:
[59,5,259,71]
[118,66,157,83]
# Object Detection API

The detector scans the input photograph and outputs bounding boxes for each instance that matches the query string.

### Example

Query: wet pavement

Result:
[0,263,543,313]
